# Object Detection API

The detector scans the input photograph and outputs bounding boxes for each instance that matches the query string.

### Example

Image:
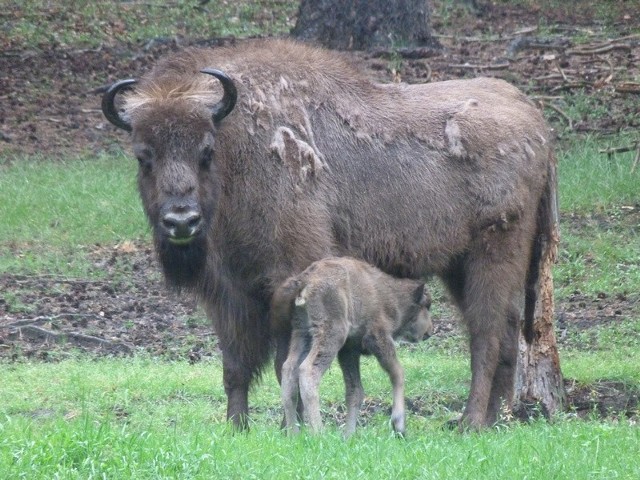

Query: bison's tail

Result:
[270,278,304,334]
[523,153,559,344]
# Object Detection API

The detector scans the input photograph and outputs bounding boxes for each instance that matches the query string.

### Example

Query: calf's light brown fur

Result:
[272,257,432,437]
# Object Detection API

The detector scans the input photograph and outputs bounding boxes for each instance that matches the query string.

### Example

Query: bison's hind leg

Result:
[444,230,531,429]
[485,302,522,425]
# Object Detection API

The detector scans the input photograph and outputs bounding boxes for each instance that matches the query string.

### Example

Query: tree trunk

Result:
[291,0,439,50]
[515,164,566,420]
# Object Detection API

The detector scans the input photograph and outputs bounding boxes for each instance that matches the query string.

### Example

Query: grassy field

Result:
[0,153,148,276]
[1,343,639,478]
[4,0,298,50]
[2,1,639,478]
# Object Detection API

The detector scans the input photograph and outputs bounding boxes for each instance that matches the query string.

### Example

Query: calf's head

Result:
[101,69,237,288]
[395,283,433,343]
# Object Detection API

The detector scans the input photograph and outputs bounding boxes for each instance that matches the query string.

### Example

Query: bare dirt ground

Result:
[1,2,638,420]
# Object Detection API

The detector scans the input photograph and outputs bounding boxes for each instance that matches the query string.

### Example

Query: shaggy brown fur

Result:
[272,256,432,437]
[102,38,557,430]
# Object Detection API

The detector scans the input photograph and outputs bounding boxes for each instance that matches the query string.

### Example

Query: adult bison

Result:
[101,39,557,430]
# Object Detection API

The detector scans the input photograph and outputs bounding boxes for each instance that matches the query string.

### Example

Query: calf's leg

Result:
[299,333,345,433]
[337,347,365,438]
[281,329,308,434]
[363,328,406,435]
[275,330,305,428]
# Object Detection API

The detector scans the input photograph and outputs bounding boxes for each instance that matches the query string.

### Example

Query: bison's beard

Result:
[155,234,207,292]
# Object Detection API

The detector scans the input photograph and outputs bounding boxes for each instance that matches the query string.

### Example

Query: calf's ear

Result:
[414,284,432,309]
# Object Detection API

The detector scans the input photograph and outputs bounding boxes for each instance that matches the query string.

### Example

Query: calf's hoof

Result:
[391,414,405,437]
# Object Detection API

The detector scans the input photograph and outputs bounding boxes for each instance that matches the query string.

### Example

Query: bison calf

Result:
[271,256,433,437]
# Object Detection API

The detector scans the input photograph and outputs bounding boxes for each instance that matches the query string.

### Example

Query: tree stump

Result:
[515,161,566,420]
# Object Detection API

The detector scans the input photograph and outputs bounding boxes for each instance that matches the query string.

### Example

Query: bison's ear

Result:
[200,68,237,123]
[414,284,432,309]
[101,78,137,132]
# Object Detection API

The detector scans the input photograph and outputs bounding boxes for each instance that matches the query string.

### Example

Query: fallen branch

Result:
[448,62,510,70]
[530,95,566,101]
[434,25,538,43]
[9,274,108,285]
[554,59,569,82]
[5,313,106,329]
[581,58,614,78]
[598,145,638,156]
[534,73,564,81]
[598,144,640,173]
[13,325,132,352]
[609,33,640,42]
[567,43,631,55]
[615,82,640,94]
[550,82,588,92]
[581,58,615,88]
[370,47,438,59]
[507,36,572,57]
[535,101,573,130]
[416,61,432,82]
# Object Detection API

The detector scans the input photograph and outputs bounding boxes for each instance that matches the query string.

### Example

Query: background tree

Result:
[291,0,439,50]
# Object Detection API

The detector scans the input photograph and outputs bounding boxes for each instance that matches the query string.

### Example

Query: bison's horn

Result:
[200,68,237,123]
[101,78,137,132]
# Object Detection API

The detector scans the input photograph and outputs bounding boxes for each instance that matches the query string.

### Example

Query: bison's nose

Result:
[161,210,202,244]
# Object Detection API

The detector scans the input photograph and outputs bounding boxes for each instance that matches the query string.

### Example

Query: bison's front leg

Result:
[221,347,252,430]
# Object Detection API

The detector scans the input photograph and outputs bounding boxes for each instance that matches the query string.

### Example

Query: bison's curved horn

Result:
[101,78,137,132]
[200,68,237,123]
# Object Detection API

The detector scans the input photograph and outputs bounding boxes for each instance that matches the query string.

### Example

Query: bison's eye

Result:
[134,146,154,173]
[199,146,213,169]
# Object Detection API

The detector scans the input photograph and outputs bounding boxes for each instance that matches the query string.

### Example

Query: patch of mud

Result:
[0,245,217,362]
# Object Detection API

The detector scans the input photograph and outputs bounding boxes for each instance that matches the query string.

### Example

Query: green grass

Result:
[553,134,640,297]
[558,135,639,213]
[560,319,640,384]
[0,153,149,276]
[1,353,639,479]
[4,0,298,50]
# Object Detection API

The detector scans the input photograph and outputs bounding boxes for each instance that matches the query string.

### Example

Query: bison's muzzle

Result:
[159,201,203,246]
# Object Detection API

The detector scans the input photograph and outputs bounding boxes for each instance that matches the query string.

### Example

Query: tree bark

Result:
[515,164,566,420]
[291,0,439,50]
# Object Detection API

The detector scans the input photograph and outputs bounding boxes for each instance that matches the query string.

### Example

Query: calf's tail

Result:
[269,278,304,335]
